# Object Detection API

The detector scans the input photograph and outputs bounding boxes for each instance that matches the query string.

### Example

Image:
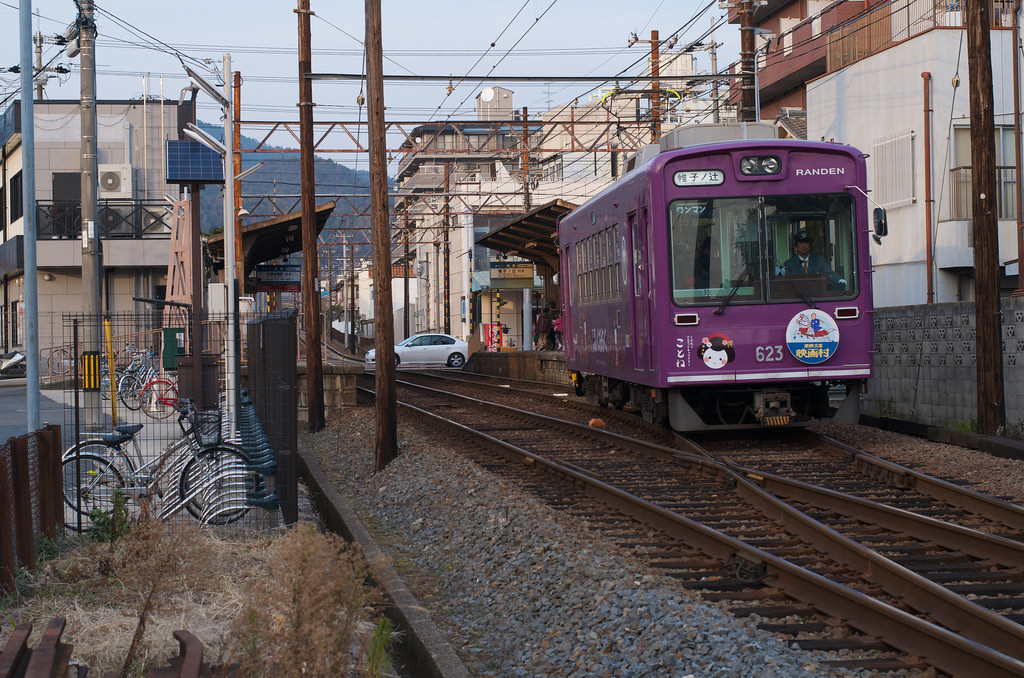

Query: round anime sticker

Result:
[786,310,839,364]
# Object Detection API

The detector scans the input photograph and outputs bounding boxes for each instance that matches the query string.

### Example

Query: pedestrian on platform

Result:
[552,313,563,350]
[534,308,551,350]
[546,302,559,351]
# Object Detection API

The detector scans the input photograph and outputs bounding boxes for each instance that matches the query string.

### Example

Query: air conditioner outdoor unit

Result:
[98,164,133,199]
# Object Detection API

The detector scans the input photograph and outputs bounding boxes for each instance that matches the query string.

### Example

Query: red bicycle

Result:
[139,376,179,419]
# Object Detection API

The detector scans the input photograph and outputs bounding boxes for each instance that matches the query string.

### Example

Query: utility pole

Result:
[708,38,722,123]
[80,0,102,428]
[443,162,451,334]
[349,237,356,352]
[233,71,243,286]
[966,0,1005,436]
[739,0,756,122]
[33,30,43,99]
[521,107,530,211]
[403,214,410,340]
[366,0,398,469]
[650,30,661,143]
[20,0,40,432]
[297,0,324,431]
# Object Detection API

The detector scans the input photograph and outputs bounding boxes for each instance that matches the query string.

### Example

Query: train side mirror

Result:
[872,207,888,245]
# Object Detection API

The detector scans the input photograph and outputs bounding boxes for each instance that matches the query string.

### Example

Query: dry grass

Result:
[1,519,383,677]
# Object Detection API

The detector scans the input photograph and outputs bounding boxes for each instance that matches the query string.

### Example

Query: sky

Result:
[1,0,742,140]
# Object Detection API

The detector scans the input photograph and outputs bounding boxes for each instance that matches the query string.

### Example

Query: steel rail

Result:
[377,379,1024,677]
[807,430,1024,530]
[734,463,1024,566]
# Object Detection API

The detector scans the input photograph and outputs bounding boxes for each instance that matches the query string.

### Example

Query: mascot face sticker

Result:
[699,333,734,370]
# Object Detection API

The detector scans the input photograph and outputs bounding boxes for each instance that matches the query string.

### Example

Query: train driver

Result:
[780,230,846,289]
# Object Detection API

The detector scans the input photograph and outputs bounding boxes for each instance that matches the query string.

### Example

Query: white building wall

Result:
[807,29,1018,307]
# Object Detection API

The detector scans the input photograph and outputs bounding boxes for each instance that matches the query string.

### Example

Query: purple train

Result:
[558,131,887,431]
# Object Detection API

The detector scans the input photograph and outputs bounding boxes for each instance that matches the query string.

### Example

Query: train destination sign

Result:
[672,169,725,187]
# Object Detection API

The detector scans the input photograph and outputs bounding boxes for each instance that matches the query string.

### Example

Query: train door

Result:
[629,208,653,371]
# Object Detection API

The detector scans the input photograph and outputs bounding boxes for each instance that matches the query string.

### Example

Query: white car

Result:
[365,333,469,368]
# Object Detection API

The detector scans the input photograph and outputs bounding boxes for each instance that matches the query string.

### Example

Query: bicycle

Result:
[62,399,256,528]
[139,375,179,419]
[116,349,159,410]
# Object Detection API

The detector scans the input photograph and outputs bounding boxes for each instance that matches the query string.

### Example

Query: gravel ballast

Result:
[302,408,1024,677]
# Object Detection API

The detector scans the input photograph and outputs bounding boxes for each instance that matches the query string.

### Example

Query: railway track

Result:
[360,371,1024,676]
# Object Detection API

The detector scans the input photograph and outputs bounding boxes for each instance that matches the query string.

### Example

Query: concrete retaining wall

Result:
[864,297,1024,429]
[466,349,572,386]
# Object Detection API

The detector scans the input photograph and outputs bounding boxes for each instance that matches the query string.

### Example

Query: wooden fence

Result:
[0,424,62,596]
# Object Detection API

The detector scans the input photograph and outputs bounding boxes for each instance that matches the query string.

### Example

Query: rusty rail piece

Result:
[806,429,1024,531]
[1,620,230,678]
[383,378,1024,677]
[0,618,80,678]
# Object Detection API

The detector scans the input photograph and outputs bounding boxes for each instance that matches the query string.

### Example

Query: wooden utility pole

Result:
[739,0,756,122]
[966,0,1005,435]
[297,0,325,431]
[443,162,451,334]
[367,0,398,469]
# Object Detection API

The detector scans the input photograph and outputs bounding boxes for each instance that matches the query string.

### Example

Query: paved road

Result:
[0,381,69,443]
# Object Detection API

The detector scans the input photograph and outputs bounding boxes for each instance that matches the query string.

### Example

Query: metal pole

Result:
[80,0,102,428]
[1012,0,1024,295]
[223,53,238,430]
[19,0,39,432]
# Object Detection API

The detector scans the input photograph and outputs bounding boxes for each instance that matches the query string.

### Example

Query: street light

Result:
[183,123,226,155]
[183,56,238,428]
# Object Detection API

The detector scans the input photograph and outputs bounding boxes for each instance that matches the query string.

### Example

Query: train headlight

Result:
[739,155,781,176]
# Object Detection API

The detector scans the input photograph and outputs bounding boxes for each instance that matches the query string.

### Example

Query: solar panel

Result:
[165,140,224,184]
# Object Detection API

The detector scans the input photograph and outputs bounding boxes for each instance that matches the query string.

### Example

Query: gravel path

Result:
[304,408,1024,677]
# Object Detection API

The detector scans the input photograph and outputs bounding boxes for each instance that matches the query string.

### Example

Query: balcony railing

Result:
[35,200,172,240]
[827,0,1014,74]
[949,166,1017,220]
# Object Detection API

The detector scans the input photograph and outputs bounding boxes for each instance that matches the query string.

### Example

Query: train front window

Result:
[669,198,762,305]
[765,193,856,301]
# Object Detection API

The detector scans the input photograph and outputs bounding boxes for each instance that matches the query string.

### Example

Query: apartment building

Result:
[0,97,189,357]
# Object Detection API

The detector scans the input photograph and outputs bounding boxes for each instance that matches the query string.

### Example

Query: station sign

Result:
[490,261,535,290]
[254,264,301,292]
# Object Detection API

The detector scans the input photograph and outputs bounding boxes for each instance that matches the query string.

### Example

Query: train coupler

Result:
[753,392,794,426]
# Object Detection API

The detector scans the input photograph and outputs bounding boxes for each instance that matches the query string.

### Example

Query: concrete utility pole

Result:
[20,0,40,432]
[966,0,1006,436]
[650,30,661,143]
[366,0,398,469]
[739,0,756,122]
[80,0,102,427]
[297,0,325,431]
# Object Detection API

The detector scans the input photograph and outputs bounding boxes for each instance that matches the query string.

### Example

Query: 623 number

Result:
[755,345,784,362]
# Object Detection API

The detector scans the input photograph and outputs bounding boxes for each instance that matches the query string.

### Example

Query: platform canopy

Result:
[205,201,336,291]
[475,198,576,272]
